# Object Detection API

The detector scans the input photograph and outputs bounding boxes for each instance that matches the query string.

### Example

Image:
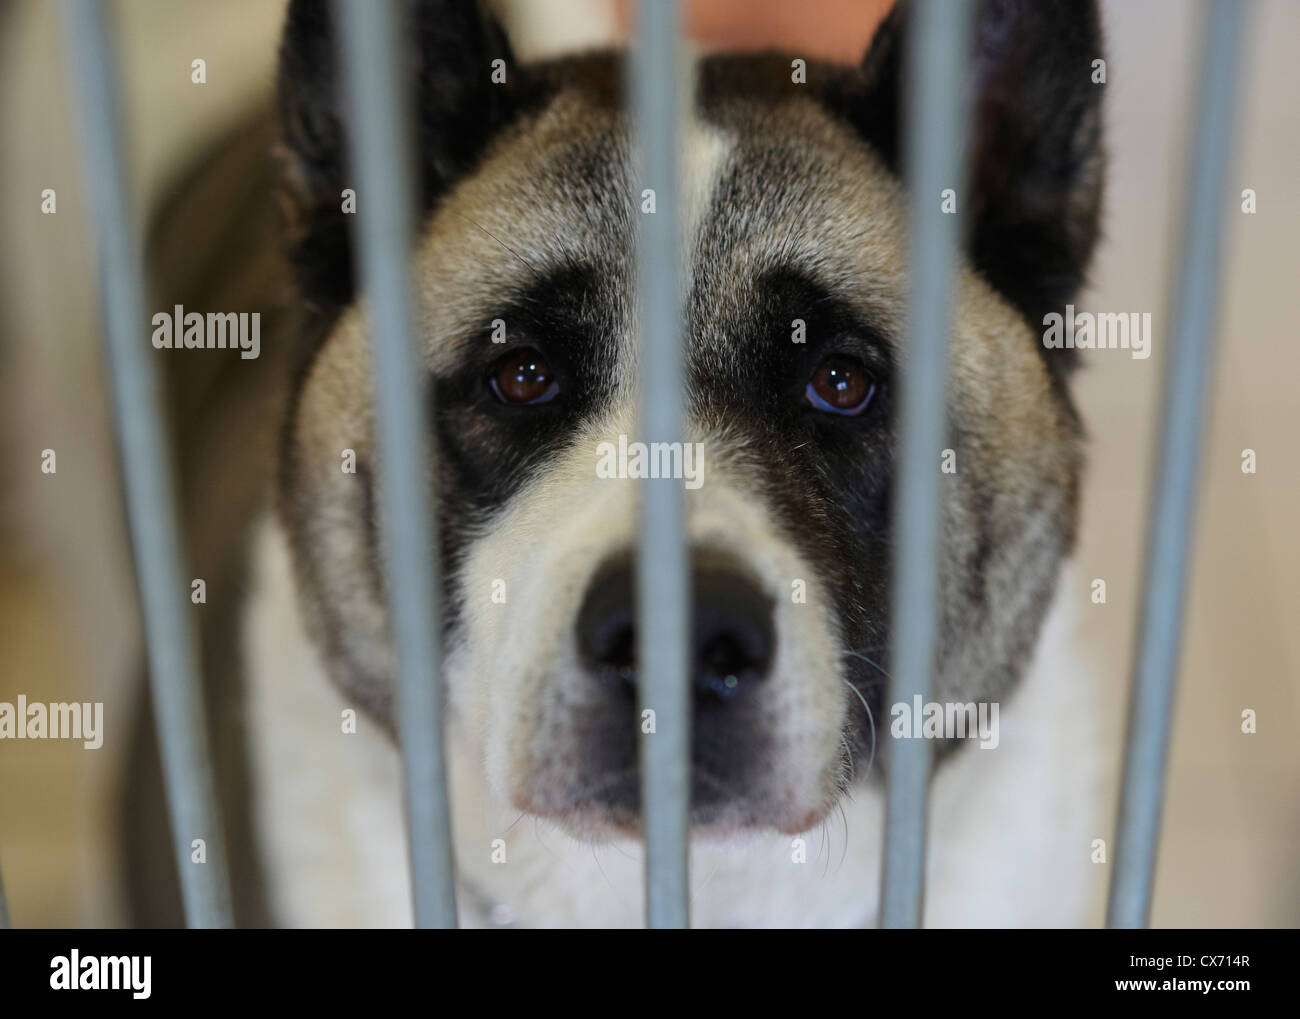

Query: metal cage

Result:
[17,0,1246,930]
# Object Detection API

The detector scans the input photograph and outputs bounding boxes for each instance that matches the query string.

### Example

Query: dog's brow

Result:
[749,262,900,346]
[448,209,546,284]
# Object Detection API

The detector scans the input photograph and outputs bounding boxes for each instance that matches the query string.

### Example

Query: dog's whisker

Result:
[838,733,856,783]
[530,815,561,861]
[842,678,879,779]
[503,812,527,834]
[835,800,851,872]
[842,649,891,681]
[449,209,545,282]
[589,843,621,900]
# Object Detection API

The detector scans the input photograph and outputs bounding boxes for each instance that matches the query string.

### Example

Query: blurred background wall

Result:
[0,0,1295,927]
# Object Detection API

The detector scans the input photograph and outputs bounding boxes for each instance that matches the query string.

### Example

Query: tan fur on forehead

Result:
[411,94,630,374]
[408,88,731,378]
[698,98,909,325]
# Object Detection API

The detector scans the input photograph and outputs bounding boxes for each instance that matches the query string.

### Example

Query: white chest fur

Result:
[243,515,1104,928]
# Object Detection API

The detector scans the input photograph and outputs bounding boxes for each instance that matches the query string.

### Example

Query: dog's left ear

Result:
[853,0,1106,368]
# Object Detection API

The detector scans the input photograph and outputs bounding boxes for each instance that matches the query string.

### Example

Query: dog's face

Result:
[275,0,1102,840]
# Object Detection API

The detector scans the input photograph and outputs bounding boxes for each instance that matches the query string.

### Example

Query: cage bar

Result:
[878,0,974,929]
[1107,0,1246,930]
[59,0,233,929]
[332,0,458,928]
[632,0,691,929]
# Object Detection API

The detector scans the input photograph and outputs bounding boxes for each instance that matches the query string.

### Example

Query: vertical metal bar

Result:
[332,0,458,928]
[1107,0,1246,930]
[59,0,232,928]
[0,865,10,928]
[878,0,974,929]
[633,0,690,929]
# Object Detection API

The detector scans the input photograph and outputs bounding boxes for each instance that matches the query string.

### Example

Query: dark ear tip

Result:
[274,0,525,314]
[867,0,1105,63]
[977,0,1105,52]
[860,0,907,77]
[279,0,333,62]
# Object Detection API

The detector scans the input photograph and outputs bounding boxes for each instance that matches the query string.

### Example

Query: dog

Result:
[241,0,1107,927]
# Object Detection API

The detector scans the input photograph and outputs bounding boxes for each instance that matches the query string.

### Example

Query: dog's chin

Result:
[508,779,838,845]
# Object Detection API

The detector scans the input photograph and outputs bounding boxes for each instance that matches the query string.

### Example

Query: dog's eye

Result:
[489,347,559,406]
[806,354,875,415]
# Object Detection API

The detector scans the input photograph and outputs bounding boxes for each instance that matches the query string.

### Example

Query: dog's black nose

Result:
[576,554,775,700]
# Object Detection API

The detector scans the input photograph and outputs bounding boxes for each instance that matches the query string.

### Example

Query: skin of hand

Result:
[614,0,894,64]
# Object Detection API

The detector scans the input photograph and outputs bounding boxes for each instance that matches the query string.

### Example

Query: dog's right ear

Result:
[277,0,524,315]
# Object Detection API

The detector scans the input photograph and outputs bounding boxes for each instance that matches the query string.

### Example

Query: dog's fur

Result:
[247,0,1107,927]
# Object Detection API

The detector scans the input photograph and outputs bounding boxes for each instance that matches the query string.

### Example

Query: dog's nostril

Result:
[576,554,775,699]
[591,619,636,685]
[576,557,637,685]
[698,634,754,700]
[691,563,775,702]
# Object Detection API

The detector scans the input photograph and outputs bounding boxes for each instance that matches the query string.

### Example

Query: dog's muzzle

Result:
[571,550,777,821]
